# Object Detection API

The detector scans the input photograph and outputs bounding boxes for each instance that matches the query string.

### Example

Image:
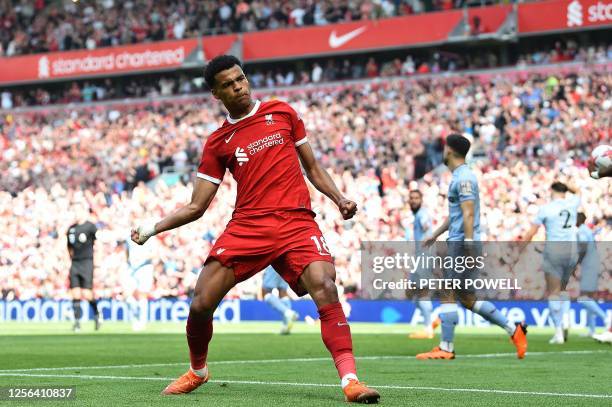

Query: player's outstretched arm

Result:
[131,178,220,244]
[296,142,357,220]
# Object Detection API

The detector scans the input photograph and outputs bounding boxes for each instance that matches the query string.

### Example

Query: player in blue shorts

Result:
[417,134,528,360]
[407,189,439,339]
[522,181,580,344]
[262,265,299,335]
[575,213,609,337]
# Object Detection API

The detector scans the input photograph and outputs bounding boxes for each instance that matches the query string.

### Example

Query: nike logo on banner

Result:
[225,131,236,143]
[329,26,367,49]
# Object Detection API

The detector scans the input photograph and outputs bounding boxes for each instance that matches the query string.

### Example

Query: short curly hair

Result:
[204,55,243,90]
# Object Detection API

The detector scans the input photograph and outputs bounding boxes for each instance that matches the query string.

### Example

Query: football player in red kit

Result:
[131,55,380,404]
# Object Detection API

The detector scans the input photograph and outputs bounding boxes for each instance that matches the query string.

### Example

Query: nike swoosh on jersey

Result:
[328,26,367,49]
[225,131,236,143]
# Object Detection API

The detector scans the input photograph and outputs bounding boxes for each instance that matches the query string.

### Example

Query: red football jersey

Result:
[197,100,312,217]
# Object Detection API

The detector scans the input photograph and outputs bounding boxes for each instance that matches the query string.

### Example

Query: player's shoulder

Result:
[261,99,291,110]
[261,99,298,116]
[455,165,477,183]
[205,122,234,146]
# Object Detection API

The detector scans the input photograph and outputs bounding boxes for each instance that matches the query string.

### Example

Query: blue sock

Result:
[587,312,597,335]
[438,304,458,352]
[560,293,571,329]
[472,301,515,335]
[264,293,289,317]
[417,299,433,327]
[280,296,292,311]
[578,297,606,322]
[548,299,562,328]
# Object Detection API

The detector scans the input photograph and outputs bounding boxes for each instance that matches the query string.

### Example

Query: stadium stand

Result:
[0,0,508,57]
[2,64,610,301]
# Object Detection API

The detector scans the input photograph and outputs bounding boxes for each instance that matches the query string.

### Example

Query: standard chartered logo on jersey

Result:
[567,0,612,27]
[567,0,583,26]
[246,132,284,156]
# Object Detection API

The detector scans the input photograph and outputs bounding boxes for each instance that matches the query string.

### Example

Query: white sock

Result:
[439,341,454,352]
[191,365,208,378]
[341,373,358,389]
[505,322,516,336]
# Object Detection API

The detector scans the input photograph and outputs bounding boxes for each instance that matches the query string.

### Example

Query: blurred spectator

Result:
[0,0,519,58]
[1,65,610,300]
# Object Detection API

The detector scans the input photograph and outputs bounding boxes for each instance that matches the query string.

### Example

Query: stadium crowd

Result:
[3,41,610,109]
[1,67,611,301]
[0,0,507,57]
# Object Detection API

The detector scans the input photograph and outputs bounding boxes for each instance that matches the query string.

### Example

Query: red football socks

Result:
[318,302,357,379]
[186,314,213,370]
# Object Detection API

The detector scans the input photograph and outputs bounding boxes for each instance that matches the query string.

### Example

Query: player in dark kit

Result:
[67,204,100,332]
[131,55,380,403]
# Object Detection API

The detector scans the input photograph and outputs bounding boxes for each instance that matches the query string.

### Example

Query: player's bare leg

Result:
[299,261,380,404]
[162,260,236,395]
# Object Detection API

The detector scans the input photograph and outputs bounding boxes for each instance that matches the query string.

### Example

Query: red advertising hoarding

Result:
[242,11,464,61]
[518,0,612,34]
[0,39,199,85]
[202,34,238,60]
[1,1,609,86]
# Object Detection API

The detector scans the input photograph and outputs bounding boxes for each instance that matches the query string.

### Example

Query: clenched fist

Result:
[131,222,157,245]
[337,198,358,220]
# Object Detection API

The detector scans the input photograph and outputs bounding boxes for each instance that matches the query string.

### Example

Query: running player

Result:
[67,204,101,332]
[575,213,609,337]
[522,181,580,344]
[407,189,439,339]
[131,55,379,403]
[261,265,299,335]
[417,134,528,360]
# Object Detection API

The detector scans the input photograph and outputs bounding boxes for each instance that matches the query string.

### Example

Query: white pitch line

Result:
[0,350,608,373]
[0,372,610,399]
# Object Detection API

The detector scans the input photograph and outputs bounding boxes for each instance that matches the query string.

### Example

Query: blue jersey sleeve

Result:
[533,206,546,226]
[457,178,477,203]
[569,195,581,211]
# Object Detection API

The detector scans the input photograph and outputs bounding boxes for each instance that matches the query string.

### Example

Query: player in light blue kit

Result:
[575,213,609,337]
[407,189,439,339]
[522,181,580,344]
[417,134,528,360]
[262,265,299,335]
[124,238,154,331]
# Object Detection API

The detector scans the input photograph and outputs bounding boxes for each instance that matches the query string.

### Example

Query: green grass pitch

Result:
[0,322,610,406]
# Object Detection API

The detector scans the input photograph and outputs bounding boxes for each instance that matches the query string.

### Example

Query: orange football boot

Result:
[162,368,209,395]
[343,379,380,404]
[511,322,528,359]
[416,346,455,360]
